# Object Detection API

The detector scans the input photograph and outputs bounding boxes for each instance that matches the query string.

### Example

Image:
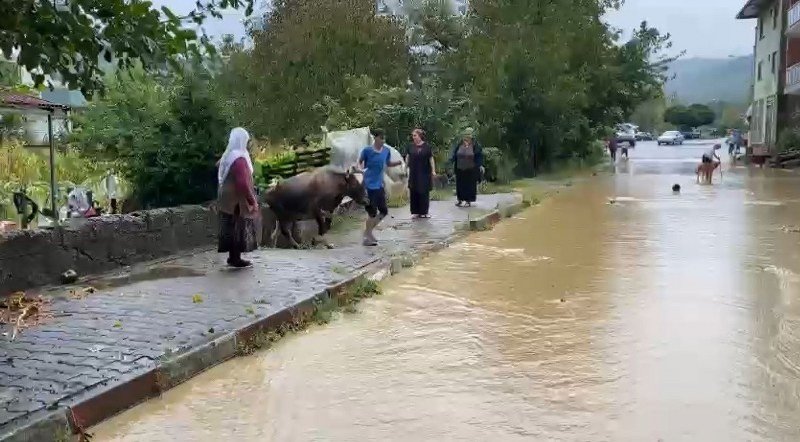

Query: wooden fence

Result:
[260,147,331,182]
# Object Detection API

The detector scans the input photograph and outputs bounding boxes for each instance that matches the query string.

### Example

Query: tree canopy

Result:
[664,103,716,130]
[0,0,254,93]
[219,0,409,140]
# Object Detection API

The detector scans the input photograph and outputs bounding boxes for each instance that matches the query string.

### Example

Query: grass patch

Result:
[236,277,382,356]
[430,188,452,201]
[480,179,545,206]
[387,190,409,208]
[309,278,381,324]
[330,265,348,275]
[329,212,361,234]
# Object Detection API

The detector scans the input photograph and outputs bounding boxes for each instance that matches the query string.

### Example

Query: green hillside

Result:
[665,55,753,105]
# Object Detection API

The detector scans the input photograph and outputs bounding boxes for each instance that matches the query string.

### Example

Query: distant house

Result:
[0,56,87,145]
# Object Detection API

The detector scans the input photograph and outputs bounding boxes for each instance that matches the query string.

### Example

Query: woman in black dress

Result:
[450,127,484,207]
[405,128,436,218]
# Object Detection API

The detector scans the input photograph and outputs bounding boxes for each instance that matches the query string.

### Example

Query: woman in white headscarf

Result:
[217,127,259,267]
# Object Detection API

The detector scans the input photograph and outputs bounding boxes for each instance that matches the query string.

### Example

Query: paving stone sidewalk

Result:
[0,193,520,439]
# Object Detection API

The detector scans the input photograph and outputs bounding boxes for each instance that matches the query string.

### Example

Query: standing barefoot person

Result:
[450,128,484,207]
[359,129,403,246]
[217,127,260,267]
[405,128,436,219]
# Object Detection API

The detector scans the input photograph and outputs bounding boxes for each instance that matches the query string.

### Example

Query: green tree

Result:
[0,0,254,93]
[226,0,410,139]
[664,103,715,130]
[436,1,674,172]
[71,65,229,207]
[630,97,667,133]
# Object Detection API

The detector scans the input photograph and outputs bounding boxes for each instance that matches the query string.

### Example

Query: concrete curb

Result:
[468,200,529,231]
[3,197,532,441]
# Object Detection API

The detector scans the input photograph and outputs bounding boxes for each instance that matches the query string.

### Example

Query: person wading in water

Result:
[450,128,484,207]
[217,127,260,267]
[359,129,403,246]
[607,135,618,162]
[405,128,436,219]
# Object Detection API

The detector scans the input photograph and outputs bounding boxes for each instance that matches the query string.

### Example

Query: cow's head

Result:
[344,166,369,206]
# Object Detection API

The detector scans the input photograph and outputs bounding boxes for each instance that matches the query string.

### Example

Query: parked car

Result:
[635,131,653,141]
[615,124,637,147]
[657,131,684,145]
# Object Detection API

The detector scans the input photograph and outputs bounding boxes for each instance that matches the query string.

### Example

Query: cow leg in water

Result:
[278,218,302,249]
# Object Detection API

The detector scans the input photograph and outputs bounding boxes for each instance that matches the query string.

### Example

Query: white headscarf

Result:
[218,127,253,185]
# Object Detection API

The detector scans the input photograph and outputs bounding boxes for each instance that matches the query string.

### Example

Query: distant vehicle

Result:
[635,131,653,141]
[615,124,637,147]
[680,129,701,140]
[657,131,684,145]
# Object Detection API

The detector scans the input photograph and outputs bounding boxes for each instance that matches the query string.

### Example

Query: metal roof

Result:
[736,0,770,19]
[0,90,70,111]
[40,89,87,108]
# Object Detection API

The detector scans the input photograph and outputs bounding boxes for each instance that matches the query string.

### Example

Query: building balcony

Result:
[786,62,800,94]
[789,2,800,37]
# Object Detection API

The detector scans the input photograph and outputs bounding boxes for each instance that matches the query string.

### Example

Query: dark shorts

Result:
[365,187,388,218]
[702,154,712,164]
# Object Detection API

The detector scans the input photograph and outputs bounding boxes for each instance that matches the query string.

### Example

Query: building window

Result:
[758,60,763,80]
[772,51,778,74]
[759,16,765,39]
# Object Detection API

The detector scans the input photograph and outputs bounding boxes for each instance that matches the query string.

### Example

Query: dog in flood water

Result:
[696,161,719,184]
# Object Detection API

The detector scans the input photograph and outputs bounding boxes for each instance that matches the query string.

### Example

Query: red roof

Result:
[0,91,68,110]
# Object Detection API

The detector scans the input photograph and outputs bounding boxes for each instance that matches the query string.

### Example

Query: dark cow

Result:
[262,166,368,248]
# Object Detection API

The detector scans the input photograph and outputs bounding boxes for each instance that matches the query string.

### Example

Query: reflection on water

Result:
[94,151,800,442]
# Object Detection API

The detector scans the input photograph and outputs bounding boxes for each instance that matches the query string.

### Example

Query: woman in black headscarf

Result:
[405,128,436,218]
[450,127,484,207]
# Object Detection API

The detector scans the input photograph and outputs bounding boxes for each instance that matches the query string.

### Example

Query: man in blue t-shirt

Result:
[358,129,403,246]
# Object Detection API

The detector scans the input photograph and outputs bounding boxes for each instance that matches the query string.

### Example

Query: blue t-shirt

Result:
[359,146,391,190]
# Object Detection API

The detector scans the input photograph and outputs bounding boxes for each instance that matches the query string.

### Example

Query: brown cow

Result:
[262,166,368,248]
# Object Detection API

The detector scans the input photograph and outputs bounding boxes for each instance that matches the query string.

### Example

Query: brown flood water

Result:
[94,143,800,441]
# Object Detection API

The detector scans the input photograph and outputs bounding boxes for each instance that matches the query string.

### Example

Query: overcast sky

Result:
[153,0,757,59]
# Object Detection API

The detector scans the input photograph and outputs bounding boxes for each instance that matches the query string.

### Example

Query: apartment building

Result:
[737,0,782,156]
[737,0,800,155]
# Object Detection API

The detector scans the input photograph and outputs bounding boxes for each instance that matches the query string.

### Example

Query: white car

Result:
[657,131,684,145]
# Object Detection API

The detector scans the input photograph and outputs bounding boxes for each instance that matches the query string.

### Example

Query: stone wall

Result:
[0,200,361,295]
[0,205,218,295]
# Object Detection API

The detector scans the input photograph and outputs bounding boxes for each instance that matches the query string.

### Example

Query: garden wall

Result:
[0,204,331,295]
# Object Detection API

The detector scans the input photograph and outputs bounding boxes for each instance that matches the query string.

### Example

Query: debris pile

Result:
[0,292,52,340]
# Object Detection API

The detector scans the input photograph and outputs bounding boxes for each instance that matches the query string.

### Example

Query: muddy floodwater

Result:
[94,143,800,441]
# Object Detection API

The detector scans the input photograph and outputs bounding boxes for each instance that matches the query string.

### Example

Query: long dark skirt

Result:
[218,209,258,254]
[455,168,478,203]
[409,190,430,215]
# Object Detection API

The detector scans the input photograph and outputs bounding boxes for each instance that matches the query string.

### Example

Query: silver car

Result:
[657,131,684,145]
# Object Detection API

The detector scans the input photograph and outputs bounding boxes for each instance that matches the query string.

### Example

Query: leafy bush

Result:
[0,140,124,221]
[482,147,516,184]
[777,128,800,153]
[71,66,229,208]
[254,150,297,190]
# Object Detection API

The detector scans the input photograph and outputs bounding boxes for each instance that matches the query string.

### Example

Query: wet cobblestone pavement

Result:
[0,193,519,435]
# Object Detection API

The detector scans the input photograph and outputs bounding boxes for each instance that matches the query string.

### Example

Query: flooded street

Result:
[94,142,800,441]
